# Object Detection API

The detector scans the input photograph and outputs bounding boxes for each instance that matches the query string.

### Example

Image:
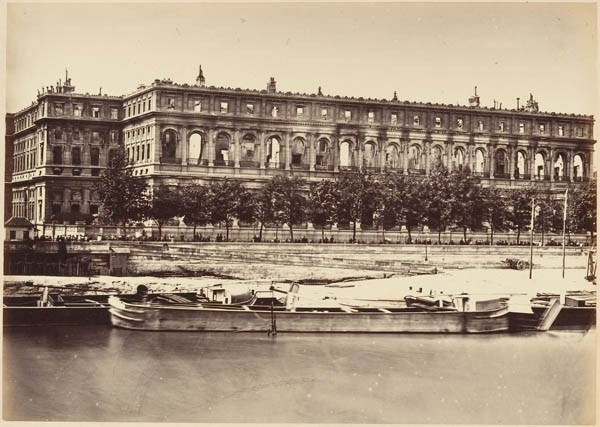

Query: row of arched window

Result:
[160,129,588,179]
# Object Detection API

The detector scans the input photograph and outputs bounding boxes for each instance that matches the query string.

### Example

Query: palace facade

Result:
[6,67,595,231]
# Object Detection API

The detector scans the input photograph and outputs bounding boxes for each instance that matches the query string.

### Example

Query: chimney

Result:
[468,86,480,107]
[267,77,277,93]
[517,97,520,110]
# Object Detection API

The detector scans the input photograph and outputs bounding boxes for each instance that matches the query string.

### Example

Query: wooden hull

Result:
[108,297,510,333]
[3,306,110,326]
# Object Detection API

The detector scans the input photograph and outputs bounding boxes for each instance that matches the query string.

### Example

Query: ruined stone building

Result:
[5,67,595,231]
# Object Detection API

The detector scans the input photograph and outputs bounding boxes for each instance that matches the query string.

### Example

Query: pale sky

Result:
[4,2,598,118]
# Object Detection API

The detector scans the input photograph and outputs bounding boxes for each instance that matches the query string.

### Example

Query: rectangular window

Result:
[391,114,398,125]
[413,115,420,126]
[74,130,80,140]
[344,110,351,121]
[90,148,100,166]
[457,118,464,129]
[128,106,132,116]
[52,203,61,215]
[194,100,202,112]
[498,122,505,132]
[55,104,64,115]
[296,106,304,117]
[246,103,254,114]
[579,127,584,137]
[9,230,16,240]
[92,131,100,142]
[321,108,328,119]
[558,125,564,136]
[73,104,82,117]
[72,147,81,165]
[90,204,99,215]
[168,98,175,109]
[53,146,63,164]
[220,102,228,113]
[435,117,441,127]
[519,123,525,134]
[110,108,118,119]
[71,204,80,214]
[92,107,100,118]
[367,111,374,124]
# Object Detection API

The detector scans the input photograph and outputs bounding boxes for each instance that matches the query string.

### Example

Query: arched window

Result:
[363,142,376,167]
[215,132,230,165]
[431,145,443,168]
[162,129,177,159]
[188,133,204,164]
[554,154,565,180]
[535,152,545,179]
[408,145,422,170]
[316,138,331,167]
[241,134,257,165]
[494,149,507,177]
[516,151,526,178]
[474,148,485,173]
[454,147,465,170]
[291,138,306,165]
[573,154,585,181]
[267,137,280,167]
[385,145,399,169]
[339,141,351,167]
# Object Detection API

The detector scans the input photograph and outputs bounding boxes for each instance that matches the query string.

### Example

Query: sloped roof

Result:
[4,217,33,228]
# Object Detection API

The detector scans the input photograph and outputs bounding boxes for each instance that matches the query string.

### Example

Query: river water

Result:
[3,326,596,424]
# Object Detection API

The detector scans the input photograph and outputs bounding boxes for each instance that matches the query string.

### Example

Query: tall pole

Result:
[562,189,568,279]
[529,197,535,280]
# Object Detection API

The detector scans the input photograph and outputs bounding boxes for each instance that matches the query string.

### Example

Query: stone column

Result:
[549,148,554,182]
[234,129,240,168]
[569,150,574,181]
[284,132,291,170]
[379,140,386,172]
[357,141,363,171]
[208,129,214,167]
[488,144,495,178]
[403,139,409,175]
[509,144,516,180]
[333,135,339,172]
[259,131,265,169]
[446,141,453,172]
[309,133,315,171]
[154,124,161,163]
[181,127,188,165]
[424,141,431,175]
[529,147,536,181]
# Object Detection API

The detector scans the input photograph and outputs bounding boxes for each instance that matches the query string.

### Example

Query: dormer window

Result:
[220,101,228,113]
[367,111,375,124]
[558,125,564,136]
[435,117,441,128]
[519,123,525,134]
[246,103,254,115]
[457,118,464,129]
[344,110,352,121]
[390,113,398,125]
[321,108,328,119]
[296,106,304,117]
[413,115,420,126]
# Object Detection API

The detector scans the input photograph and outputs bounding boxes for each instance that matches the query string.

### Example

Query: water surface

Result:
[3,326,596,424]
